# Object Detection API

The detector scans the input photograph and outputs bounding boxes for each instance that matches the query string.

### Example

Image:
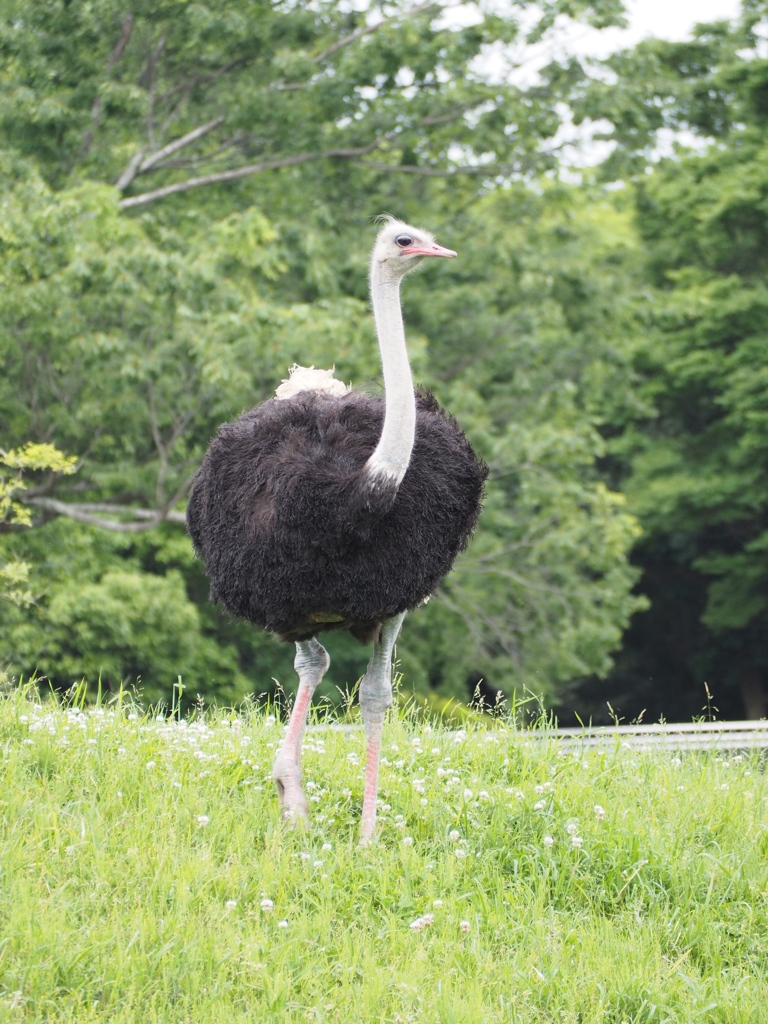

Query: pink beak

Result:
[401,241,457,259]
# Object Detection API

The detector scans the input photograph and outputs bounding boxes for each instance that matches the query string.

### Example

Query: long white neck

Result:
[365,262,416,487]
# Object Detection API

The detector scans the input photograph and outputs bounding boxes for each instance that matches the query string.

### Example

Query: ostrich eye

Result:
[395,234,414,247]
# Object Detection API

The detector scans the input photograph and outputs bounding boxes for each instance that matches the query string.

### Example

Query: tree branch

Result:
[78,13,135,161]
[24,497,186,533]
[353,160,499,176]
[114,147,148,190]
[312,0,436,66]
[118,138,391,208]
[116,116,227,189]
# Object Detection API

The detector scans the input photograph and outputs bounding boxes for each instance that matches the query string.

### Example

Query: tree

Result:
[0,443,76,608]
[567,2,768,719]
[0,0,643,706]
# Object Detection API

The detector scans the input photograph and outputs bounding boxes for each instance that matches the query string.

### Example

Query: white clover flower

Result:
[420,798,428,807]
[463,788,473,801]
[459,920,471,933]
[145,761,156,770]
[594,805,606,820]
[277,920,288,928]
[449,830,460,842]
[571,835,583,848]
[402,836,414,846]
[478,790,490,801]
[196,814,209,826]
[533,800,545,811]
[313,860,324,868]
[455,848,467,859]
[226,900,237,910]
[410,917,425,932]
[534,785,544,794]
[322,843,332,852]
[543,835,554,847]
[300,852,311,860]
[260,898,274,911]
[566,822,578,835]
[433,899,443,907]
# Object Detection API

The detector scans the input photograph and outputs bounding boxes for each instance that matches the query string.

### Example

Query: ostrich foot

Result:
[358,612,406,845]
[272,757,310,824]
[271,638,329,827]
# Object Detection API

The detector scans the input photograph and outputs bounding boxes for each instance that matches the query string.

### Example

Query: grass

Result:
[1,688,767,1023]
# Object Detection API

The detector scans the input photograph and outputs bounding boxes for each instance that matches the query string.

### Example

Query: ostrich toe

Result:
[272,757,310,823]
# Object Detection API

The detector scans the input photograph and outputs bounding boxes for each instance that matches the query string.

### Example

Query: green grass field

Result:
[1,688,767,1023]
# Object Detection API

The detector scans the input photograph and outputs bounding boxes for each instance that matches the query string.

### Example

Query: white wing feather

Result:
[274,364,350,400]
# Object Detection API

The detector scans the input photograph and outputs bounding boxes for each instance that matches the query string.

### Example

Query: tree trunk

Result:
[739,666,768,720]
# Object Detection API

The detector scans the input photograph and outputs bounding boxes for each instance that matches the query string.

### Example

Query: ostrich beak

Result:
[401,242,457,259]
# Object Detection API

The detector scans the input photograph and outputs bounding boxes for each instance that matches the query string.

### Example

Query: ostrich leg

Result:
[272,638,330,823]
[359,612,406,844]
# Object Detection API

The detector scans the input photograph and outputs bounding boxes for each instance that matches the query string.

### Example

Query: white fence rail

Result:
[314,719,768,752]
[537,720,768,753]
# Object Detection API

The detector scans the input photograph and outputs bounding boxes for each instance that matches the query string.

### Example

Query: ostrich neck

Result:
[365,265,415,487]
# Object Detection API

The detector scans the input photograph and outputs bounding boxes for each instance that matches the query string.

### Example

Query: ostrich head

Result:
[371,217,457,279]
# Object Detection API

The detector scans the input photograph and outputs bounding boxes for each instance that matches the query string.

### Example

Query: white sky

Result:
[574,0,743,56]
[504,0,746,166]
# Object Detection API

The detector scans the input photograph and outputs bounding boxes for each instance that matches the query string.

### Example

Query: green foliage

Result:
[569,0,768,720]
[398,186,646,699]
[2,694,768,1021]
[0,442,77,607]
[0,0,645,706]
[0,442,77,529]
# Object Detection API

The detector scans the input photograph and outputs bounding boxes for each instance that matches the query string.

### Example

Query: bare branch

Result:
[140,116,226,173]
[353,160,499,176]
[78,14,135,160]
[271,1,437,92]
[143,34,168,150]
[24,497,186,532]
[146,136,242,171]
[114,147,148,190]
[118,138,388,208]
[116,117,228,190]
[312,0,436,65]
[156,58,250,107]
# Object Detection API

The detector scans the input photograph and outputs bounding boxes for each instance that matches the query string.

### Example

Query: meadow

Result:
[1,688,767,1023]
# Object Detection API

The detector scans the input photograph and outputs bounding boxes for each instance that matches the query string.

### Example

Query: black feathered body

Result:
[187,389,487,643]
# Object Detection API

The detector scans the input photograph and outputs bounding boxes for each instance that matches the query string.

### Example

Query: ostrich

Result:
[187,218,487,843]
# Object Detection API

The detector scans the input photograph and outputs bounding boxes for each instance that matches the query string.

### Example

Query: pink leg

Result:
[272,639,329,824]
[359,613,405,845]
